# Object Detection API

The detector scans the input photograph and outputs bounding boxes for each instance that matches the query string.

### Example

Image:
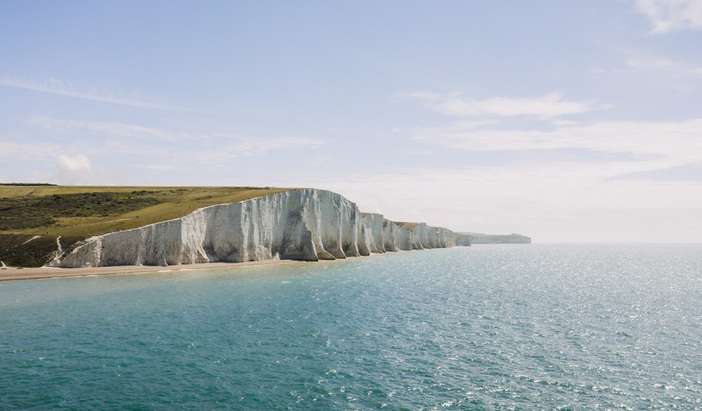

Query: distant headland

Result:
[464,233,532,244]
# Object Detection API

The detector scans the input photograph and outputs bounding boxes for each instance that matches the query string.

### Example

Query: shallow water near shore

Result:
[1,244,701,409]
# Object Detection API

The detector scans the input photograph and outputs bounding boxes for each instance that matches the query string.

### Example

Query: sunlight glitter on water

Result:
[1,244,701,409]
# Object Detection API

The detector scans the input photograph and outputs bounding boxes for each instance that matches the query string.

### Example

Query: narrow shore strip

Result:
[0,248,423,282]
[0,259,316,282]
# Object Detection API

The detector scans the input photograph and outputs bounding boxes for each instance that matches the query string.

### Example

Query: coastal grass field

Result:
[0,185,284,267]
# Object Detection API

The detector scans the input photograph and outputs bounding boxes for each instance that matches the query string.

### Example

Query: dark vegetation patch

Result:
[0,183,57,186]
[0,234,83,267]
[0,191,161,230]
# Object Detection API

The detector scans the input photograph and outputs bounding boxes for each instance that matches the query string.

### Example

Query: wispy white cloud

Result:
[28,117,324,162]
[635,0,702,33]
[30,117,177,141]
[229,137,323,155]
[405,91,606,119]
[137,164,176,171]
[57,154,91,172]
[411,118,702,174]
[0,75,183,110]
[614,162,702,181]
[0,141,56,157]
[30,117,323,151]
[626,54,702,77]
[196,137,324,162]
[1,140,92,179]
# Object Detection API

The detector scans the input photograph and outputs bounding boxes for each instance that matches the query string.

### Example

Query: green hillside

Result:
[0,185,284,267]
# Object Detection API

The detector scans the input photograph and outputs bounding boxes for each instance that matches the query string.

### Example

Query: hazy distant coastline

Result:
[464,233,532,244]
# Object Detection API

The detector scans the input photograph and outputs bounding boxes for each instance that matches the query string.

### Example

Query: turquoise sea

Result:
[1,245,701,410]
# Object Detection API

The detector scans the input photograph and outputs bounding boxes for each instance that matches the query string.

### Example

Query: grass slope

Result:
[0,185,284,266]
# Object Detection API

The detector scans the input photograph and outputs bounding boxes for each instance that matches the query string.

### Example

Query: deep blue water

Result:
[1,245,702,410]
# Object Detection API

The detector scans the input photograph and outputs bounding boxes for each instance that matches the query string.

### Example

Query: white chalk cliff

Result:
[50,189,469,268]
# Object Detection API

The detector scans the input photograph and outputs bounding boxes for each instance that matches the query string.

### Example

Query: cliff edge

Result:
[50,189,469,268]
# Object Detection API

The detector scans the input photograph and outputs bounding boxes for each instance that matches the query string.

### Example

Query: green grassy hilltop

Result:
[0,185,284,267]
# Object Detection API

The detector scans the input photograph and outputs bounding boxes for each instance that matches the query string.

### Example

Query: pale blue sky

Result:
[2,0,702,242]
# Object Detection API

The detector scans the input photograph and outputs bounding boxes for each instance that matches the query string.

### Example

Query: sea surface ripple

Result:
[1,244,701,410]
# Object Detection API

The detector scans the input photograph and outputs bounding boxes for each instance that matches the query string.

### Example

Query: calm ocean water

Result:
[1,244,701,410]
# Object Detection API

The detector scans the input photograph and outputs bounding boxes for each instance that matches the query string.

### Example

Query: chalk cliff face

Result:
[360,213,386,254]
[51,189,467,268]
